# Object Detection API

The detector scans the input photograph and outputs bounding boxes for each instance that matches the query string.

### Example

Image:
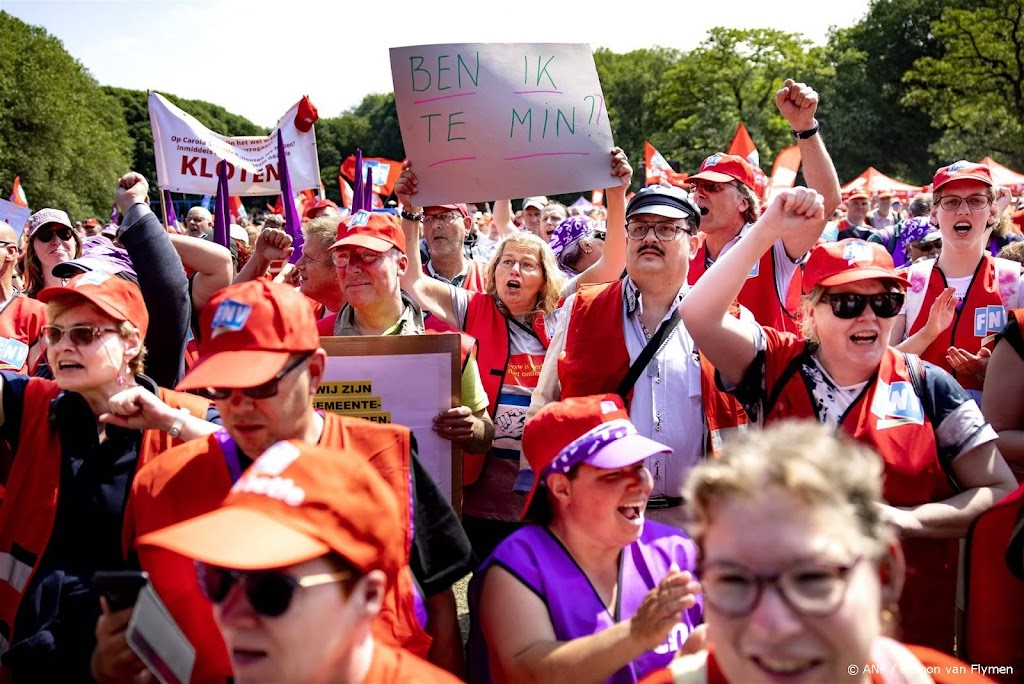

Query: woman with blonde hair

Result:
[680,187,1015,652]
[641,421,993,684]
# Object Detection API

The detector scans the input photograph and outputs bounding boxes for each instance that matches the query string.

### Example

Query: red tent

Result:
[841,167,923,199]
[980,157,1024,192]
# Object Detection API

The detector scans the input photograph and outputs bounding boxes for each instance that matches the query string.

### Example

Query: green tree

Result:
[904,0,1024,168]
[0,11,132,219]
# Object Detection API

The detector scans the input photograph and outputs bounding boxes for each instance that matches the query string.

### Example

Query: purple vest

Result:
[467,522,703,684]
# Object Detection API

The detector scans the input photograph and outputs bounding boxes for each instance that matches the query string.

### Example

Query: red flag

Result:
[591,189,604,206]
[339,177,354,209]
[727,124,769,199]
[766,146,802,200]
[228,196,247,223]
[643,142,688,188]
[339,155,402,197]
[9,176,28,208]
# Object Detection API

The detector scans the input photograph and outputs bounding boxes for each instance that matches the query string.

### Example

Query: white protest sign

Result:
[390,43,615,205]
[0,199,30,240]
[319,335,462,511]
[148,93,320,196]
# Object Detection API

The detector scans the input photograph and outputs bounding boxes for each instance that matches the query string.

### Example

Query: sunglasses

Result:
[195,562,352,617]
[41,324,120,346]
[202,351,312,400]
[35,226,74,243]
[689,180,736,194]
[819,292,905,319]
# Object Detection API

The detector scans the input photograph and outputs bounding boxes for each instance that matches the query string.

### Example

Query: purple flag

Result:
[109,202,119,227]
[277,129,304,264]
[363,168,373,210]
[213,161,230,248]
[163,190,177,231]
[352,149,365,213]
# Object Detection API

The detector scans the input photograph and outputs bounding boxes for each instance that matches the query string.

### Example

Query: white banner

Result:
[390,43,616,205]
[148,92,320,196]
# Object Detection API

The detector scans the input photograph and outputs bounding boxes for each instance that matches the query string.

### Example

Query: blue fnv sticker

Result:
[210,300,252,338]
[842,240,873,265]
[0,338,29,370]
[973,305,1005,338]
[747,261,760,278]
[871,380,924,429]
[349,210,371,227]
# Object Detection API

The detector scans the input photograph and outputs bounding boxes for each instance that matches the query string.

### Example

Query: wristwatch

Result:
[167,407,190,438]
[793,119,819,140]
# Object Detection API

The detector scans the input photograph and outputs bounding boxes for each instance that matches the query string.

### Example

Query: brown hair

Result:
[21,227,83,298]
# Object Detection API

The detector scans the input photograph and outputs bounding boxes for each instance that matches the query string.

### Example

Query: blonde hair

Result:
[21,227,83,298]
[44,295,147,375]
[799,280,906,344]
[684,420,892,557]
[303,216,342,245]
[486,232,565,316]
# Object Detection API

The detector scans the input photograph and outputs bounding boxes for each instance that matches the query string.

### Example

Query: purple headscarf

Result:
[894,217,937,267]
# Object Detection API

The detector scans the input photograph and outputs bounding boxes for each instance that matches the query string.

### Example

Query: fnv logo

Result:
[946,160,970,173]
[842,240,873,265]
[703,154,721,168]
[974,305,1005,337]
[210,299,252,337]
[870,380,924,429]
[349,210,371,227]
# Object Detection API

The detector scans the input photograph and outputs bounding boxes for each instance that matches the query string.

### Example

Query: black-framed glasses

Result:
[35,226,74,243]
[424,211,462,225]
[195,562,353,618]
[819,292,904,319]
[937,195,991,212]
[331,249,385,268]
[699,556,863,618]
[202,351,313,400]
[626,221,693,241]
[41,325,120,347]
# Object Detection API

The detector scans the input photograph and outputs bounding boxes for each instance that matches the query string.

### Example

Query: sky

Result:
[4,0,872,129]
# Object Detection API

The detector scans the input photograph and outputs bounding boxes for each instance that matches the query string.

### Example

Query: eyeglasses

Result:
[195,562,353,618]
[689,180,736,194]
[297,249,329,264]
[41,325,120,346]
[203,351,312,400]
[699,556,863,618]
[819,292,905,319]
[424,212,462,224]
[626,221,693,241]
[331,249,385,268]
[35,226,74,243]
[496,256,540,273]
[937,195,992,212]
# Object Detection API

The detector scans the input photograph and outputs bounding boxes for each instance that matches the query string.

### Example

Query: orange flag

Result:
[727,124,769,199]
[340,156,402,197]
[9,176,28,208]
[644,142,688,188]
[339,177,354,209]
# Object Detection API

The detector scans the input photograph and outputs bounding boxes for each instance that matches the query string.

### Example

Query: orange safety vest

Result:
[557,280,748,454]
[907,255,1020,392]
[961,483,1024,681]
[423,260,488,293]
[127,412,430,683]
[0,379,209,655]
[743,330,960,652]
[688,239,802,334]
[463,293,550,484]
[0,297,45,373]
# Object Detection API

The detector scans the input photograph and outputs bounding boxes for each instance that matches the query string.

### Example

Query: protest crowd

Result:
[2,65,1024,684]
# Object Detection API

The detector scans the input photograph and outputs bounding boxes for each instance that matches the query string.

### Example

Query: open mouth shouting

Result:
[952,220,973,237]
[617,500,647,525]
[849,331,878,345]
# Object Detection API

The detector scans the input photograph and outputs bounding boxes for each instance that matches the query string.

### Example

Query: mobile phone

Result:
[93,570,150,612]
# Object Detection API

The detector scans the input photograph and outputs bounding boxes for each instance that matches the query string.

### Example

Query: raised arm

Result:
[167,234,233,312]
[774,79,841,259]
[491,199,517,239]
[576,148,630,287]
[233,227,293,284]
[680,188,825,386]
[394,162,460,327]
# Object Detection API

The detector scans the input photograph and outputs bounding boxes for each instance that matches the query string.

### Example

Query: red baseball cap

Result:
[932,160,993,191]
[846,190,869,201]
[878,190,894,199]
[425,204,469,218]
[294,95,319,133]
[176,280,320,392]
[138,440,403,577]
[520,394,671,521]
[38,271,149,337]
[304,198,339,220]
[803,239,911,293]
[84,218,99,227]
[689,153,756,190]
[329,210,406,254]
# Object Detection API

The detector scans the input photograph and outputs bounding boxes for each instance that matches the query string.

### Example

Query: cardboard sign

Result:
[149,93,320,196]
[390,43,615,205]
[319,334,462,513]
[0,199,31,239]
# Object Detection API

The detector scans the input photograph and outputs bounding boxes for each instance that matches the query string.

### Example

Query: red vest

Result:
[755,334,959,652]
[688,239,802,334]
[908,255,1018,392]
[557,280,748,454]
[424,260,488,293]
[0,381,209,656]
[128,412,430,683]
[962,483,1024,681]
[463,293,549,484]
[0,296,45,372]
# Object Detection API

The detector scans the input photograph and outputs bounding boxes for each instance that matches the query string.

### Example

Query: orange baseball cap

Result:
[38,271,149,337]
[329,210,406,254]
[520,394,671,521]
[802,239,910,294]
[878,190,894,199]
[175,279,319,392]
[689,153,756,190]
[932,160,993,191]
[846,190,870,201]
[138,440,403,577]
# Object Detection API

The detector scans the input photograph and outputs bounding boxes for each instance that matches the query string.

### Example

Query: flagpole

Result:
[159,187,169,231]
